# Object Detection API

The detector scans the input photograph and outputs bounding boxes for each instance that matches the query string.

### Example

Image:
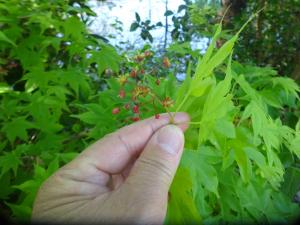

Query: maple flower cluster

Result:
[111,51,173,122]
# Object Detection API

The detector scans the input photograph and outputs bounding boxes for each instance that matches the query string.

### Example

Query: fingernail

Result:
[156,125,183,155]
[173,112,190,124]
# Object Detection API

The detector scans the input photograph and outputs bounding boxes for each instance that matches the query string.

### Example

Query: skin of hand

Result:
[31,112,190,225]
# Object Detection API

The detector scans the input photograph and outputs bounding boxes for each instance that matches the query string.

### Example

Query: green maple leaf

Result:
[166,168,202,224]
[0,30,16,46]
[182,148,220,197]
[5,203,31,221]
[0,151,22,178]
[289,131,300,159]
[0,82,11,94]
[25,94,64,133]
[0,140,7,151]
[46,85,72,102]
[60,69,90,96]
[88,43,121,75]
[62,16,85,40]
[28,12,58,34]
[198,56,234,145]
[228,138,252,183]
[24,68,59,90]
[271,77,300,98]
[1,117,35,143]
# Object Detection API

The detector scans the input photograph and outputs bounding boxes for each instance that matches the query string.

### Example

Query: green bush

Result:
[1,1,300,224]
[0,0,121,220]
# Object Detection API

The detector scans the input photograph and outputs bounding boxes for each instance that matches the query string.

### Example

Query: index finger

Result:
[80,112,190,174]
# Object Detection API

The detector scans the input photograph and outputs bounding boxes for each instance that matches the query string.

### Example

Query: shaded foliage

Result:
[0,0,120,220]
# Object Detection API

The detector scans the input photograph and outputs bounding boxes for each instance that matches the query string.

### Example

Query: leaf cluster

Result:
[165,18,300,224]
[0,0,120,220]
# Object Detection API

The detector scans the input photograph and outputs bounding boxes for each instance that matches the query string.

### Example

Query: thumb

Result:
[125,124,184,198]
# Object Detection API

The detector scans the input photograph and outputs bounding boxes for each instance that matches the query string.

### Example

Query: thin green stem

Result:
[148,92,175,123]
[237,7,266,36]
[189,121,202,125]
[175,89,191,114]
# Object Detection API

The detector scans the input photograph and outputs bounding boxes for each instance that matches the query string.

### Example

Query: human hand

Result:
[32,112,190,224]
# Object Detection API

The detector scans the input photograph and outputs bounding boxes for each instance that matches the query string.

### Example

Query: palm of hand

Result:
[32,113,189,224]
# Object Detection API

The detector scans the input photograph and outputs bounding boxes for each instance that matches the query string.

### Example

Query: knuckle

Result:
[138,156,173,182]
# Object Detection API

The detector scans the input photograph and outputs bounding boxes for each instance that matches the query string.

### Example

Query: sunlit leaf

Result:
[166,168,202,224]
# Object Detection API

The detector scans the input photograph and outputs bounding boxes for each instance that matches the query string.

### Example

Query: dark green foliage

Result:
[190,0,300,82]
[0,0,120,220]
[230,0,300,82]
[129,12,162,43]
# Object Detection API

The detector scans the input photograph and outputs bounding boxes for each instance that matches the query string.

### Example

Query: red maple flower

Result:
[139,68,145,74]
[112,107,120,114]
[162,97,174,108]
[119,89,126,98]
[132,85,149,99]
[133,105,139,114]
[162,57,171,68]
[124,103,130,110]
[130,69,137,78]
[144,51,152,57]
[131,116,140,122]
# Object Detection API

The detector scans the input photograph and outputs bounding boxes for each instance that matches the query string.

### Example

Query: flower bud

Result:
[135,54,144,62]
[112,107,120,114]
[162,97,174,108]
[133,105,139,114]
[163,57,171,68]
[124,103,130,110]
[139,68,145,74]
[130,69,137,78]
[119,89,126,98]
[117,75,128,86]
[144,51,152,57]
[131,116,140,122]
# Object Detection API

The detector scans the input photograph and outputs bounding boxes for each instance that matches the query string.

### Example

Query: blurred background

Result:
[88,0,300,82]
